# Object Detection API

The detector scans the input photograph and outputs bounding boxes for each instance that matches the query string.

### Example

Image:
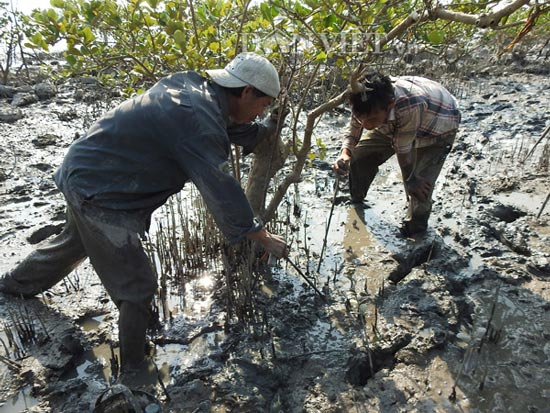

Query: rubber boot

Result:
[119,300,150,372]
[117,301,158,391]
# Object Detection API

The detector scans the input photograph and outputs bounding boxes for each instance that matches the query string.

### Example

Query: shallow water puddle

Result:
[65,342,114,382]
[59,315,116,383]
[0,387,38,413]
[155,330,223,382]
[79,314,107,332]
[339,203,408,340]
[58,275,219,388]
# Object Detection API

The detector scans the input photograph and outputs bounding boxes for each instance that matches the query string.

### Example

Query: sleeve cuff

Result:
[228,217,264,244]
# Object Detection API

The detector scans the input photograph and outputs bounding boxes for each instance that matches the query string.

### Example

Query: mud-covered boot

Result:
[116,359,158,393]
[399,220,428,238]
[93,383,162,413]
[117,301,157,392]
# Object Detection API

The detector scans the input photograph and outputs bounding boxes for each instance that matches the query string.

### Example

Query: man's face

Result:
[231,86,273,123]
[354,108,390,130]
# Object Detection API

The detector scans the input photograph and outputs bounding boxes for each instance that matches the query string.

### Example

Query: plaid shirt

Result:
[342,76,460,154]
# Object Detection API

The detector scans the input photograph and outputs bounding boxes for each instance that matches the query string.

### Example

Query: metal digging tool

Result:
[285,257,327,302]
[317,170,344,273]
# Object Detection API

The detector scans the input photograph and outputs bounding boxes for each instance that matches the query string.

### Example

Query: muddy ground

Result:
[0,58,549,413]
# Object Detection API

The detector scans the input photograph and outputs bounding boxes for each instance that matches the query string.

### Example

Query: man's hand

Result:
[247,228,289,258]
[333,150,351,177]
[270,104,290,122]
[262,104,290,138]
[405,175,432,202]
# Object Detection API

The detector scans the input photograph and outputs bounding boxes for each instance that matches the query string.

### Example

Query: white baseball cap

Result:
[206,52,280,98]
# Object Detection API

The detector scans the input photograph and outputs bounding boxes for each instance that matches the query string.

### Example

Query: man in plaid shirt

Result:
[333,73,460,237]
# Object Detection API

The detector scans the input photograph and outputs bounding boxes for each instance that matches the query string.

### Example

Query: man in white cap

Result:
[0,52,288,378]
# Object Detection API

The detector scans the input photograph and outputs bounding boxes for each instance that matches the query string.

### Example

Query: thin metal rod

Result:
[317,178,340,272]
[285,257,327,301]
[537,190,550,219]
[523,124,550,162]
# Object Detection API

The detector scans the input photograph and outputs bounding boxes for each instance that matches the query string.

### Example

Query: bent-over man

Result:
[0,52,288,377]
[334,73,460,237]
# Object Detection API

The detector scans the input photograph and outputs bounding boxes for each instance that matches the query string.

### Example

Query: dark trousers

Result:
[0,198,157,369]
[349,131,456,232]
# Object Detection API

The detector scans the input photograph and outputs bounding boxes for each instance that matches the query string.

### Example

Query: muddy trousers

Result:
[0,202,157,371]
[349,131,456,233]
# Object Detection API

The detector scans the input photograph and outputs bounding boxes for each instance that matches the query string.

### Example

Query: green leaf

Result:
[28,32,49,50]
[316,138,326,149]
[208,41,220,52]
[260,2,274,20]
[315,50,327,61]
[336,57,346,67]
[65,54,77,65]
[323,14,337,29]
[295,3,311,16]
[47,8,58,21]
[80,26,95,43]
[427,30,444,44]
[173,29,185,44]
[143,15,157,26]
[50,0,64,8]
[158,12,169,26]
[173,29,187,51]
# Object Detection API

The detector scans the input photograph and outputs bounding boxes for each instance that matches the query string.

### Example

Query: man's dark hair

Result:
[225,86,269,98]
[349,73,394,115]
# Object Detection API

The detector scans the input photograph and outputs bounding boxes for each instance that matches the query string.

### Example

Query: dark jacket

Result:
[55,71,270,242]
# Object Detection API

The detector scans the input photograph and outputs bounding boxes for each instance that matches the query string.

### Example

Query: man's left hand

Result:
[262,105,289,138]
[270,104,290,123]
[405,175,432,202]
[247,228,289,258]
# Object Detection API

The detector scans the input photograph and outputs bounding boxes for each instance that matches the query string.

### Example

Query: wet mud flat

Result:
[0,70,549,412]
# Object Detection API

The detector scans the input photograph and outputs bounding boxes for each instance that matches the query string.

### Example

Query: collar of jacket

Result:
[209,80,231,126]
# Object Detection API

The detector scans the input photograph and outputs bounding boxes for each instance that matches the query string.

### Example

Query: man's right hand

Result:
[333,151,351,177]
[247,228,289,258]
